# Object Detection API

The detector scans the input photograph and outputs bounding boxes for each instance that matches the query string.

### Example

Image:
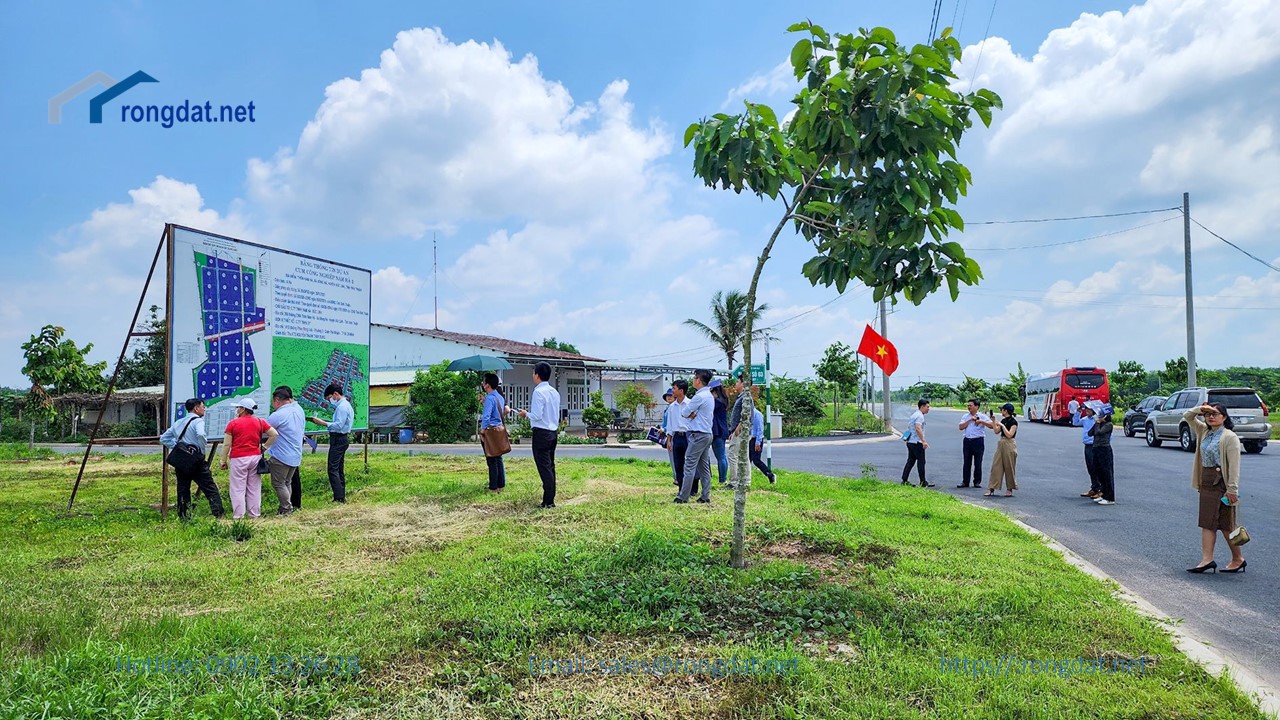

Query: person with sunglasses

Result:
[1184,402,1246,574]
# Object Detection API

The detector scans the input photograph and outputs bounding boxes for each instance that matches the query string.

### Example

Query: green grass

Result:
[0,442,57,461]
[789,403,886,437]
[0,452,1264,719]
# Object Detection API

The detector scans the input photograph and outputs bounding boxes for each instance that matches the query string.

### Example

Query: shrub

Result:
[582,390,613,428]
[406,362,480,444]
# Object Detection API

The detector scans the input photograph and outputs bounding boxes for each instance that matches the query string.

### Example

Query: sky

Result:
[2,0,1277,391]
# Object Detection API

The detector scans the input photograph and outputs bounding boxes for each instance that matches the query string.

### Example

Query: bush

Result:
[770,376,824,427]
[406,362,480,444]
[109,414,158,439]
[582,390,613,428]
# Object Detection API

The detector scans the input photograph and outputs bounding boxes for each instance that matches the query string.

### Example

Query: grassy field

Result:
[791,403,886,436]
[0,450,1264,719]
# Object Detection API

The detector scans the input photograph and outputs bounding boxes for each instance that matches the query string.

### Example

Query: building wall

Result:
[370,326,501,370]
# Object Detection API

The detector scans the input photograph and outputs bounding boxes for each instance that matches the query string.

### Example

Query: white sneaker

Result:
[1096,499,1114,505]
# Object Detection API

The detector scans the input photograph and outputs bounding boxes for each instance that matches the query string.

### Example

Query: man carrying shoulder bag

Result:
[160,398,225,520]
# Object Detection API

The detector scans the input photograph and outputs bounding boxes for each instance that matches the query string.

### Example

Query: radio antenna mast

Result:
[433,233,439,330]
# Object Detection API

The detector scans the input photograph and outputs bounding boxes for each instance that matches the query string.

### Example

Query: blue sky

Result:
[2,0,1277,389]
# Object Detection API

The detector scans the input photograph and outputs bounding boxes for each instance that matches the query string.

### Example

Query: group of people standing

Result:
[897,395,1249,575]
[479,362,562,508]
[159,384,354,520]
[660,369,775,505]
[900,398,1021,496]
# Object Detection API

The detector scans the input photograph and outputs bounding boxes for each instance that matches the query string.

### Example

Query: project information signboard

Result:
[167,226,371,437]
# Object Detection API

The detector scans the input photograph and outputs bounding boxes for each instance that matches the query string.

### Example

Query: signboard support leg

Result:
[363,433,369,472]
[67,227,171,515]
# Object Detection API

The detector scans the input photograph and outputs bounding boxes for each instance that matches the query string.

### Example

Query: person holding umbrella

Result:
[480,373,507,493]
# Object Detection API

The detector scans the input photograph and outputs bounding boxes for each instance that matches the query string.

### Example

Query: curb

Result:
[971,501,1279,717]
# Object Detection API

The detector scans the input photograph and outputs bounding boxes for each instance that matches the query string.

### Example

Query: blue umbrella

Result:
[446,355,514,372]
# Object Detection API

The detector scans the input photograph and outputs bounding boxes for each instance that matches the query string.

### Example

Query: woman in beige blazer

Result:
[1184,402,1245,574]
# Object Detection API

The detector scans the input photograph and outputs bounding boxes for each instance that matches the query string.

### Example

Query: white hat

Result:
[235,397,258,410]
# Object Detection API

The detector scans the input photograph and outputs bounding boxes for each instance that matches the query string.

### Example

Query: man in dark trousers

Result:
[517,361,562,508]
[159,398,225,520]
[957,398,991,488]
[669,379,691,489]
[309,383,353,503]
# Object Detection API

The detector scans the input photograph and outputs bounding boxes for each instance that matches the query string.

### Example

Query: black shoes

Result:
[1186,561,1217,574]
[696,498,710,504]
[539,502,556,509]
[919,481,935,488]
[1221,560,1247,573]
[901,479,910,485]
[672,498,688,504]
[768,474,776,484]
[957,484,970,488]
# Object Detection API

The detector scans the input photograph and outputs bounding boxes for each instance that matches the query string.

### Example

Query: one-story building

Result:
[370,323,706,430]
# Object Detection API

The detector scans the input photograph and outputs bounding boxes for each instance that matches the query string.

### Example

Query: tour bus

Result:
[1024,367,1111,423]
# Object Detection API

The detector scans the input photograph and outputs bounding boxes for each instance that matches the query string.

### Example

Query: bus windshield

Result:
[1064,373,1105,389]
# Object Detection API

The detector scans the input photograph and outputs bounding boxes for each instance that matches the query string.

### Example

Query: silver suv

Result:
[1144,387,1271,454]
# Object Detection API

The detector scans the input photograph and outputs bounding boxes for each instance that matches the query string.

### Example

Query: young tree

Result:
[613,383,656,426]
[813,341,861,419]
[957,374,991,404]
[115,305,167,389]
[686,21,1000,567]
[20,325,107,415]
[1110,360,1149,409]
[683,290,770,372]
[1006,362,1029,404]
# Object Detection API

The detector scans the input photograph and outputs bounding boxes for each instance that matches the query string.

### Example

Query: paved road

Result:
[50,412,1278,689]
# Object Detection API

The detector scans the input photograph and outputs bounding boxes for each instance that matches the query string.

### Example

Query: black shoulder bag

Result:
[165,417,203,473]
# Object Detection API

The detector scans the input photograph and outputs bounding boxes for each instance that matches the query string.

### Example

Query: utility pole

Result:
[432,233,439,330]
[880,298,891,431]
[1183,192,1197,387]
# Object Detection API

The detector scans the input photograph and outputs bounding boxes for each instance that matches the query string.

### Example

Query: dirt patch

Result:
[802,508,841,523]
[295,500,501,549]
[851,542,898,569]
[759,539,845,573]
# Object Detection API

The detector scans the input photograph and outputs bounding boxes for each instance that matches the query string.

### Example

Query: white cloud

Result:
[721,59,796,110]
[246,27,672,241]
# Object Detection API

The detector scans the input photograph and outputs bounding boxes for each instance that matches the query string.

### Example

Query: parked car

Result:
[1143,387,1271,453]
[1123,395,1167,437]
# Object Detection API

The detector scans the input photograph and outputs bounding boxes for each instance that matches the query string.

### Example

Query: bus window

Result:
[1064,373,1104,389]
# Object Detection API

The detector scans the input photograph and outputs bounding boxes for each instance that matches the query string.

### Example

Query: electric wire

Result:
[1190,217,1280,274]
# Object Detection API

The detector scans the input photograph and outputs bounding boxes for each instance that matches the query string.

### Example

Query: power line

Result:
[928,0,945,41]
[965,289,1278,311]
[952,0,969,35]
[1190,216,1280,274]
[966,216,1178,251]
[969,206,1181,225]
[967,0,999,88]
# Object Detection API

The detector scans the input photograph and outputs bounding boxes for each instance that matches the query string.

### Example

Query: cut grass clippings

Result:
[0,451,1265,719]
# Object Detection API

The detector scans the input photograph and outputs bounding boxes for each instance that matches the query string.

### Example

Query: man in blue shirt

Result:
[677,369,715,504]
[267,385,307,514]
[748,406,777,484]
[159,398,225,520]
[1072,401,1101,499]
[309,383,354,503]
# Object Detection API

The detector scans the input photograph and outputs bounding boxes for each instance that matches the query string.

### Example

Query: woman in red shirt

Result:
[219,397,279,519]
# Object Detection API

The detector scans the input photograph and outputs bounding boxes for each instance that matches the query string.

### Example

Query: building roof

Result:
[373,323,603,362]
[370,370,418,386]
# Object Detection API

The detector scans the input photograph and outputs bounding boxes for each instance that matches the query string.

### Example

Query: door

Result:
[1157,392,1188,437]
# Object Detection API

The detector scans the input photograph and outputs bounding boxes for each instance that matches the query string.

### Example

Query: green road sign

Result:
[731,364,767,384]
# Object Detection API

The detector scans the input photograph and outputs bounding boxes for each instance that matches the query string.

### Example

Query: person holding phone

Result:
[957,398,991,488]
[1184,402,1246,573]
[984,403,1018,497]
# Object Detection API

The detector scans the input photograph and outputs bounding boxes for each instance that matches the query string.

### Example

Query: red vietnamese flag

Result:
[857,324,899,376]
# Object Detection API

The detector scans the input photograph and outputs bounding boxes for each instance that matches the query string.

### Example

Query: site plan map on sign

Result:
[167,226,371,438]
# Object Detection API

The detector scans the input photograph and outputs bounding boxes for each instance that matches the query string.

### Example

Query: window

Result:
[1064,373,1105,389]
[1209,392,1262,409]
[1175,392,1197,409]
[567,378,586,411]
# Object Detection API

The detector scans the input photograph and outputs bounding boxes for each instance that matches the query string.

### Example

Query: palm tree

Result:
[683,290,770,371]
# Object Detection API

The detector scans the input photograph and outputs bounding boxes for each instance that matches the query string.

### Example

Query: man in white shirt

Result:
[957,398,992,489]
[669,380,691,489]
[677,369,716,504]
[901,399,933,487]
[517,362,562,508]
[661,389,678,483]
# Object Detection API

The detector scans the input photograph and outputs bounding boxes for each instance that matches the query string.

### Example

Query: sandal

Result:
[1005,492,1014,497]
[983,491,995,497]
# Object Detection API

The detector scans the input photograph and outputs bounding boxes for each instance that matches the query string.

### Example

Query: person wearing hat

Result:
[1184,402,1246,573]
[661,388,678,483]
[1072,400,1102,499]
[219,397,279,519]
[985,403,1019,497]
[709,379,730,486]
[1087,401,1116,505]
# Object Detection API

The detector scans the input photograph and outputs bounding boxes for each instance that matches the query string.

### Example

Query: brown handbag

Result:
[480,426,512,458]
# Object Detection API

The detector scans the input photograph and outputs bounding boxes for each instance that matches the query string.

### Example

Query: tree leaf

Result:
[791,39,814,79]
